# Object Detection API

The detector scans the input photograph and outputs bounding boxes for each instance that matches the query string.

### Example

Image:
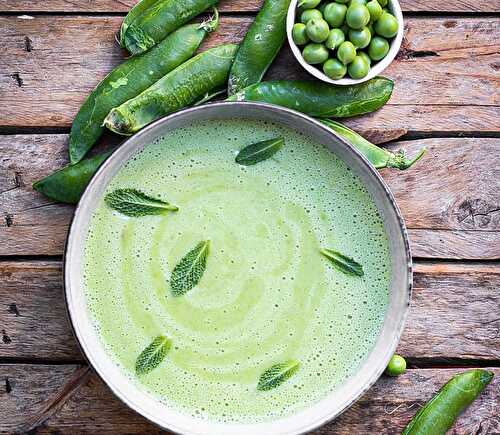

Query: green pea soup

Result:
[83,118,391,423]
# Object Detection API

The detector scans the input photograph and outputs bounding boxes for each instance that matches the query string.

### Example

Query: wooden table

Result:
[0,1,499,433]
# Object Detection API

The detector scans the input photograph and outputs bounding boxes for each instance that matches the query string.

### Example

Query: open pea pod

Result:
[227,77,394,118]
[319,119,425,170]
[70,18,218,164]
[33,151,111,204]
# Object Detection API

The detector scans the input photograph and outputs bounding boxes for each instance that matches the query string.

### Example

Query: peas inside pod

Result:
[292,0,399,80]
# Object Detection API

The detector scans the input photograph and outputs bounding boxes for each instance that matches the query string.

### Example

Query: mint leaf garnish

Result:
[135,335,171,375]
[320,248,364,277]
[105,188,178,217]
[170,240,210,296]
[257,360,300,391]
[235,137,284,166]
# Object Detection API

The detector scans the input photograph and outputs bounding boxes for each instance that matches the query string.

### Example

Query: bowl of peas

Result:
[286,0,403,84]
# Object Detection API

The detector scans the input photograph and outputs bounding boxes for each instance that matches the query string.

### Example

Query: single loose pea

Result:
[300,8,323,24]
[302,43,329,64]
[325,28,345,49]
[346,4,370,29]
[374,12,399,38]
[298,0,322,9]
[324,3,347,27]
[292,23,310,45]
[376,0,387,6]
[385,354,406,376]
[306,18,330,42]
[358,50,371,65]
[368,35,389,60]
[323,58,347,79]
[366,0,383,21]
[347,54,369,78]
[337,40,356,64]
[349,26,371,48]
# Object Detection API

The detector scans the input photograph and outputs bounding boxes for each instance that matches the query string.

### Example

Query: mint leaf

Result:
[135,335,171,375]
[170,241,210,296]
[257,360,300,391]
[235,137,284,166]
[320,248,364,277]
[105,188,178,217]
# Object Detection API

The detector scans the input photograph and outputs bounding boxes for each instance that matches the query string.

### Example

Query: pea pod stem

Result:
[319,119,425,170]
[402,369,494,435]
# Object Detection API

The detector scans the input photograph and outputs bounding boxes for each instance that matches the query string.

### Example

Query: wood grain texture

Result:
[0,16,498,131]
[1,135,498,258]
[1,260,498,361]
[1,364,498,434]
[0,0,496,13]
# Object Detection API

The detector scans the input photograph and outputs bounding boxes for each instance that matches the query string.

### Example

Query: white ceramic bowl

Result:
[65,102,411,435]
[286,0,404,85]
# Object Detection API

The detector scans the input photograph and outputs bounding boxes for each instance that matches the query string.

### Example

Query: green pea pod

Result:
[227,77,393,117]
[122,0,219,56]
[227,0,291,95]
[119,0,160,46]
[70,19,218,165]
[104,44,238,135]
[402,369,494,435]
[320,119,425,170]
[33,151,112,204]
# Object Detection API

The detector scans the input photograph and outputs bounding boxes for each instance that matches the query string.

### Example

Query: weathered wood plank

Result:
[2,135,498,258]
[1,364,498,434]
[0,0,496,13]
[1,261,498,361]
[0,16,498,131]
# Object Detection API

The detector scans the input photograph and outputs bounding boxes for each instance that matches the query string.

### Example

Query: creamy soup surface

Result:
[84,118,391,423]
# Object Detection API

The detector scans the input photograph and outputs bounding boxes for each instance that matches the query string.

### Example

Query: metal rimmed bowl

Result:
[64,102,411,435]
[286,0,404,85]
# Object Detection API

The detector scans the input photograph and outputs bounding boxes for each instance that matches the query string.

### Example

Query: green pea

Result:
[366,0,383,21]
[374,12,399,38]
[358,50,371,65]
[349,26,371,48]
[323,58,347,79]
[368,35,389,60]
[385,354,406,376]
[300,8,323,23]
[346,5,370,29]
[325,28,345,50]
[324,2,347,27]
[302,43,329,64]
[298,0,322,9]
[348,54,369,78]
[306,18,330,42]
[376,0,387,6]
[337,40,356,64]
[292,23,309,45]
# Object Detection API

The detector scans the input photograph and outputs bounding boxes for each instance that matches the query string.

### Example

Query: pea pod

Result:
[227,77,393,117]
[104,44,238,135]
[69,18,218,165]
[320,119,425,170]
[402,369,494,435]
[33,152,111,204]
[119,0,159,47]
[122,0,219,56]
[227,0,291,95]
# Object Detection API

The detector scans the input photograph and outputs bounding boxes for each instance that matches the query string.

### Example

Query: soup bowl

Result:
[64,101,411,435]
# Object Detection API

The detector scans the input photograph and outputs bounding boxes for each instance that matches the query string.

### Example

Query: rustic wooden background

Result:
[0,0,499,433]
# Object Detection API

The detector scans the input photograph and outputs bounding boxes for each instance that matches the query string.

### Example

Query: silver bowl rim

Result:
[63,101,412,435]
